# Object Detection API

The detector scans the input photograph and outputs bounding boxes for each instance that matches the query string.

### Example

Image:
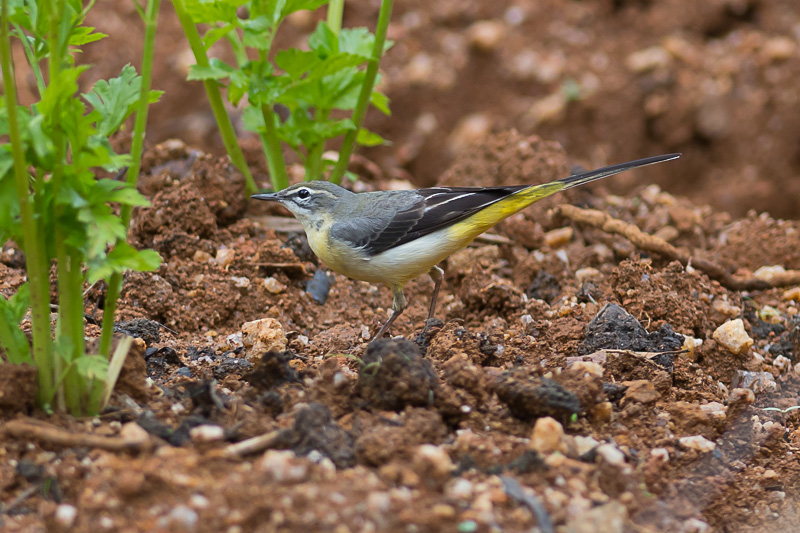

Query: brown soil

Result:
[4,1,800,532]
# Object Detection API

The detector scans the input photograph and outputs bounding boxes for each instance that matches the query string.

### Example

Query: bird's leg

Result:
[374,285,406,339]
[419,265,444,339]
[426,265,444,322]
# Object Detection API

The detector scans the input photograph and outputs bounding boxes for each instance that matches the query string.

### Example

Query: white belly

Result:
[316,227,465,288]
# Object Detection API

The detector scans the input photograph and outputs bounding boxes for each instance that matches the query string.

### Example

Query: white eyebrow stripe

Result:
[423,192,477,212]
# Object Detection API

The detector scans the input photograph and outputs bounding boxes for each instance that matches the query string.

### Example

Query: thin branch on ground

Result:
[554,204,800,291]
[4,419,152,452]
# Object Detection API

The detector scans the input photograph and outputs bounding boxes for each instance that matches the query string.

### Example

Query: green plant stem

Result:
[329,0,393,185]
[56,244,83,414]
[304,109,330,181]
[327,0,344,34]
[304,142,325,181]
[260,104,289,190]
[0,4,54,405]
[98,0,161,360]
[13,25,46,97]
[172,0,258,195]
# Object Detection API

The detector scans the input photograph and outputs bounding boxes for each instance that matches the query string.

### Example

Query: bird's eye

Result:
[297,188,311,199]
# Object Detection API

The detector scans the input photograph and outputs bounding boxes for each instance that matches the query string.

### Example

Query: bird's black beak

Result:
[251,193,280,202]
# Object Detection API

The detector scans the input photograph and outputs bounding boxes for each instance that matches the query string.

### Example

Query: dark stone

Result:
[306,269,332,304]
[114,318,161,345]
[494,371,581,423]
[356,338,439,411]
[526,271,561,304]
[581,303,684,363]
[282,403,356,469]
[213,357,254,379]
[243,351,301,391]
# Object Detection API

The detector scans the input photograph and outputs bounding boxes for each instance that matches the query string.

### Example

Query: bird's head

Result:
[251,181,352,230]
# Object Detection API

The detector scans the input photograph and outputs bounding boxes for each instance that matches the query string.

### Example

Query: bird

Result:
[253,153,680,339]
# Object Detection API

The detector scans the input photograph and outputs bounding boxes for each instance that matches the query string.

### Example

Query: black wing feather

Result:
[360,186,527,256]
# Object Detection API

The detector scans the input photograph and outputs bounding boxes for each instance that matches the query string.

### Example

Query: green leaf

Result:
[370,90,390,115]
[308,21,338,58]
[337,27,373,57]
[187,57,238,81]
[183,0,244,24]
[69,26,107,46]
[241,16,272,50]
[0,283,33,365]
[87,242,162,284]
[82,64,142,137]
[281,0,327,19]
[74,354,109,382]
[356,128,387,147]
[275,49,320,79]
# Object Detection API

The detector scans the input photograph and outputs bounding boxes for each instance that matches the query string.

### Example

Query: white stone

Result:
[596,444,626,467]
[754,265,786,284]
[120,422,149,444]
[713,319,753,355]
[190,424,225,442]
[413,445,454,477]
[678,435,716,453]
[259,450,308,482]
[55,504,78,528]
[650,448,670,462]
[263,277,285,294]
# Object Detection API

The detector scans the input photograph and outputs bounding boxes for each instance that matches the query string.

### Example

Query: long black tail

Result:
[558,153,681,189]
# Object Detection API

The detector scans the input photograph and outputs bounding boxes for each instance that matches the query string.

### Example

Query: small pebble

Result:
[120,422,150,444]
[773,355,792,373]
[713,319,753,355]
[467,20,506,51]
[680,335,703,361]
[761,37,796,62]
[683,518,710,533]
[446,478,474,500]
[622,380,660,404]
[163,505,198,532]
[413,445,454,478]
[544,226,573,249]
[241,318,287,361]
[190,424,225,442]
[259,450,309,482]
[728,387,756,406]
[731,371,776,393]
[575,267,602,282]
[782,287,800,301]
[193,250,212,262]
[700,402,727,420]
[263,276,285,294]
[529,417,565,454]
[214,247,236,268]
[753,265,786,284]
[596,443,626,467]
[678,435,716,453]
[231,276,250,289]
[651,448,670,462]
[565,501,627,533]
[55,504,78,529]
[625,45,671,72]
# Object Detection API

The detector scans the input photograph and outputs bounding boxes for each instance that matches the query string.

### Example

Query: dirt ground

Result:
[3,1,800,532]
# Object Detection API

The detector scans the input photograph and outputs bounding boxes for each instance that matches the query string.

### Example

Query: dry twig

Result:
[555,204,800,291]
[4,419,151,453]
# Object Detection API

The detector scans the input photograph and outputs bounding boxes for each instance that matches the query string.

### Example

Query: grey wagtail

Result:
[253,153,680,338]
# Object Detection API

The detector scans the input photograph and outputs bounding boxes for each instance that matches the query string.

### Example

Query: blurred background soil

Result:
[29,0,795,219]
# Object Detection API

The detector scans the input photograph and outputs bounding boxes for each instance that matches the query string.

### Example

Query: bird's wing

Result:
[330,186,528,256]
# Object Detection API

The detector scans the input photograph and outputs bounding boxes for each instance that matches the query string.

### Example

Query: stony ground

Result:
[3,1,800,532]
